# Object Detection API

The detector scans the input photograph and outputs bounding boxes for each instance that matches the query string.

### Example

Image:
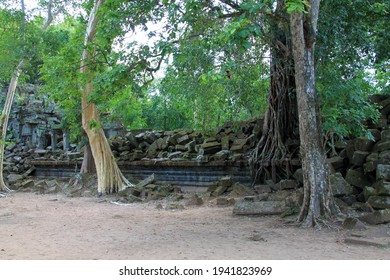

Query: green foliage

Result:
[286,0,310,14]
[39,17,86,142]
[88,119,101,131]
[318,65,380,140]
[316,0,388,141]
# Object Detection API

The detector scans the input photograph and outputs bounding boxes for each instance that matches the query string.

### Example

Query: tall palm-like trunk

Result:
[80,0,132,195]
[290,0,338,226]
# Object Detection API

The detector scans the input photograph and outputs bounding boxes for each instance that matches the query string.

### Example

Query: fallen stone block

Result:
[373,180,390,196]
[343,217,367,231]
[345,168,374,189]
[379,150,390,164]
[376,164,390,180]
[254,184,272,194]
[359,209,390,224]
[233,200,288,215]
[330,172,353,196]
[373,140,390,152]
[327,156,346,170]
[199,142,221,155]
[7,174,23,183]
[271,179,298,191]
[367,196,390,209]
[229,182,255,197]
[351,151,370,166]
[344,237,389,248]
[363,186,376,201]
[354,137,375,152]
[135,174,156,189]
[363,161,378,173]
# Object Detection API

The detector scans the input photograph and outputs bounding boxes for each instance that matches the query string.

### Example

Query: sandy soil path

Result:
[0,192,389,260]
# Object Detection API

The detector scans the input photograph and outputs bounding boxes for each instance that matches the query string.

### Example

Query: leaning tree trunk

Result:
[290,0,338,227]
[0,60,24,192]
[0,0,69,193]
[251,0,298,183]
[80,0,133,195]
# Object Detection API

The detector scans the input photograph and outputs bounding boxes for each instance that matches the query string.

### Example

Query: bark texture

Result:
[251,0,298,183]
[290,0,338,226]
[79,142,96,174]
[80,0,133,194]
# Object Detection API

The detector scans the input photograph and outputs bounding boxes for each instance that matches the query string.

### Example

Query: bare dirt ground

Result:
[0,192,389,260]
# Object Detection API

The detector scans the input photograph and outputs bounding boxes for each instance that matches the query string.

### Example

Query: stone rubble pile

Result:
[109,118,263,162]
[3,143,78,184]
[335,94,390,224]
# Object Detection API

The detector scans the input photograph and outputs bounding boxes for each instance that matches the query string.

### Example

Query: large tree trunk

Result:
[251,0,298,183]
[0,60,24,192]
[290,0,338,227]
[80,0,133,195]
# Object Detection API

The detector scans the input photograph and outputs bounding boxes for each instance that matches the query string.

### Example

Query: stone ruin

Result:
[1,83,390,227]
[1,83,69,151]
[0,83,73,180]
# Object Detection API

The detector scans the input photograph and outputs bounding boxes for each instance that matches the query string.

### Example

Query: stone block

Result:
[367,196,390,209]
[199,142,221,155]
[254,184,272,194]
[354,137,375,152]
[230,138,249,152]
[229,182,255,197]
[363,161,377,173]
[376,164,390,180]
[345,168,373,189]
[213,150,231,161]
[351,151,370,166]
[177,134,191,145]
[379,150,390,164]
[211,176,233,196]
[366,152,379,162]
[363,186,376,201]
[233,200,288,215]
[343,217,367,231]
[271,179,298,191]
[373,180,390,196]
[221,136,230,150]
[21,179,35,189]
[327,156,346,170]
[135,174,156,189]
[7,174,23,183]
[358,209,390,225]
[175,144,187,152]
[330,173,353,196]
[373,140,390,152]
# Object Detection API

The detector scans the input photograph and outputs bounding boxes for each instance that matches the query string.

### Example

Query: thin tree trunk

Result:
[290,0,338,227]
[0,60,24,192]
[80,0,133,195]
[0,0,69,193]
